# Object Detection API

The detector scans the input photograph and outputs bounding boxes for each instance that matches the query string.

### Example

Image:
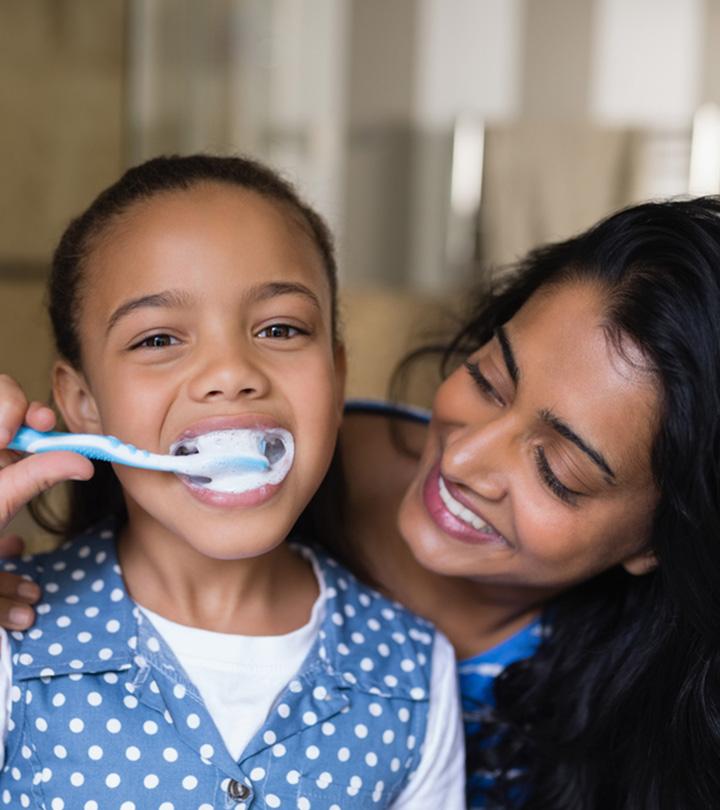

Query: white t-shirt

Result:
[0,568,465,807]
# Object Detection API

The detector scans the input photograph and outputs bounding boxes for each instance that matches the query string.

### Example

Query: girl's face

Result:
[398,282,660,593]
[55,183,345,559]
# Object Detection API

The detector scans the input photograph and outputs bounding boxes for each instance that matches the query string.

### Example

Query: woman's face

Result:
[398,281,660,593]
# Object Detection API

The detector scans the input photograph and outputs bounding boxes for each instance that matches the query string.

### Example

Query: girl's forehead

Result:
[83,184,332,309]
[103,184,320,263]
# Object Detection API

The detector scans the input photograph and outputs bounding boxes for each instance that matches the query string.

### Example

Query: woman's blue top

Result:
[459,621,543,808]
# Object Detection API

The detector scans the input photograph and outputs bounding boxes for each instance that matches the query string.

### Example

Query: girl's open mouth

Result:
[169,427,294,495]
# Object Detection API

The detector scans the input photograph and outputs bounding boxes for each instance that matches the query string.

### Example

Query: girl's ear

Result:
[52,360,101,433]
[621,548,658,576]
[333,342,347,420]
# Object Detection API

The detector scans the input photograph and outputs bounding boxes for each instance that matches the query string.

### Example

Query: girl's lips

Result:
[179,476,282,508]
[168,413,293,507]
[422,462,507,545]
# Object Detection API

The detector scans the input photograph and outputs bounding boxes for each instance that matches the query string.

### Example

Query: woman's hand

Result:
[0,532,39,629]
[0,374,94,630]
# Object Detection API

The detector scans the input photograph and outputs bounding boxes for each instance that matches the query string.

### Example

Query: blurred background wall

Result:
[2,0,720,540]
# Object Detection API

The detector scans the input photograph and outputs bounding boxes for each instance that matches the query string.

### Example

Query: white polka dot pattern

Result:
[0,522,435,806]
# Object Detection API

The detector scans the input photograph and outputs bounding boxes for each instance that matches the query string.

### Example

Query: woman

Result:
[1,197,720,808]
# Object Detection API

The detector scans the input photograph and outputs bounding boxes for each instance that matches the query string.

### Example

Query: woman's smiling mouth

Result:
[422,463,508,545]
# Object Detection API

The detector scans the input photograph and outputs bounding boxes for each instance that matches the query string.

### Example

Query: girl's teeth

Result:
[438,475,494,533]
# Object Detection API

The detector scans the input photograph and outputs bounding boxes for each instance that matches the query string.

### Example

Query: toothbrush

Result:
[7,426,270,477]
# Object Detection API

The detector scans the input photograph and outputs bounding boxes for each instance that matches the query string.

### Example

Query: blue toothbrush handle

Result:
[8,427,69,453]
[7,426,272,473]
[8,426,134,463]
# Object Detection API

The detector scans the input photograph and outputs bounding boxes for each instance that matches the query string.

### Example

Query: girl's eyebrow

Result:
[106,282,321,334]
[106,289,192,333]
[248,281,321,310]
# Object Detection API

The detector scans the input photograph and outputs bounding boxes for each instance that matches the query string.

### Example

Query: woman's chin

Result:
[397,485,458,575]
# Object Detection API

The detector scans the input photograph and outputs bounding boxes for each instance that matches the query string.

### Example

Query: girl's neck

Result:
[117,513,319,637]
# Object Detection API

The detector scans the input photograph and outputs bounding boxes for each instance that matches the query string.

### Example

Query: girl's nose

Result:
[188,347,271,403]
[441,417,513,501]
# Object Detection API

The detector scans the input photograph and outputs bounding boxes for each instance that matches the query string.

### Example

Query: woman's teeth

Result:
[438,475,495,533]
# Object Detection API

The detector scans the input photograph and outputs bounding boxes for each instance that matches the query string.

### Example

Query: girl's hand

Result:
[0,375,94,629]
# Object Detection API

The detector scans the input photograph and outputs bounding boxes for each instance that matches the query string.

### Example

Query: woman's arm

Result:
[340,408,427,570]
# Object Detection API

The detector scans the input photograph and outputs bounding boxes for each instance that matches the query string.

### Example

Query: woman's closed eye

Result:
[465,360,583,506]
[534,446,583,506]
[464,360,506,406]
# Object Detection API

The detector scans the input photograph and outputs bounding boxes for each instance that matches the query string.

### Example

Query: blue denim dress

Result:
[1,522,434,809]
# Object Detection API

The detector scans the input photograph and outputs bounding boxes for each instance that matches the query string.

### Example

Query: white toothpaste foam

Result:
[172,428,294,493]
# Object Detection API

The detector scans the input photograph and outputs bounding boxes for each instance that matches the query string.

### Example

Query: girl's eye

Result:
[464,360,506,406]
[132,334,179,350]
[256,324,304,340]
[534,446,582,507]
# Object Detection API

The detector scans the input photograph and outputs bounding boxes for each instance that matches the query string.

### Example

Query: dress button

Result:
[227,779,252,801]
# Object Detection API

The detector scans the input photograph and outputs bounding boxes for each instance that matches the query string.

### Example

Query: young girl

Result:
[0,155,464,808]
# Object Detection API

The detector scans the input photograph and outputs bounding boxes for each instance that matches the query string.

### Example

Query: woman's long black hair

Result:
[417,198,720,808]
[30,154,365,577]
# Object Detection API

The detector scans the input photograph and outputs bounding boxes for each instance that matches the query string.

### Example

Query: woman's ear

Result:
[621,548,658,576]
[52,360,101,433]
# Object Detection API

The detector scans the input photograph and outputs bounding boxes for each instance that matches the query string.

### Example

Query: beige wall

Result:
[0,0,126,393]
[0,1,127,549]
[0,1,126,265]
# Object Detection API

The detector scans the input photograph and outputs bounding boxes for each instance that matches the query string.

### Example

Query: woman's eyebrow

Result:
[496,326,519,385]
[106,289,192,333]
[540,408,616,482]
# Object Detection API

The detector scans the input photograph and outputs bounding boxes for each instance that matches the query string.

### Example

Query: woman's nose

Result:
[187,345,271,402]
[441,416,513,500]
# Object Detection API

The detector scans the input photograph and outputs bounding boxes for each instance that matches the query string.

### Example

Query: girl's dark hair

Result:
[31,154,362,575]
[418,198,720,808]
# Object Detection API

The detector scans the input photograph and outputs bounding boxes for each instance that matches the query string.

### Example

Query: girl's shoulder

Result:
[1,521,117,581]
[303,541,436,637]
[3,520,134,680]
[300,544,439,694]
[0,519,122,600]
